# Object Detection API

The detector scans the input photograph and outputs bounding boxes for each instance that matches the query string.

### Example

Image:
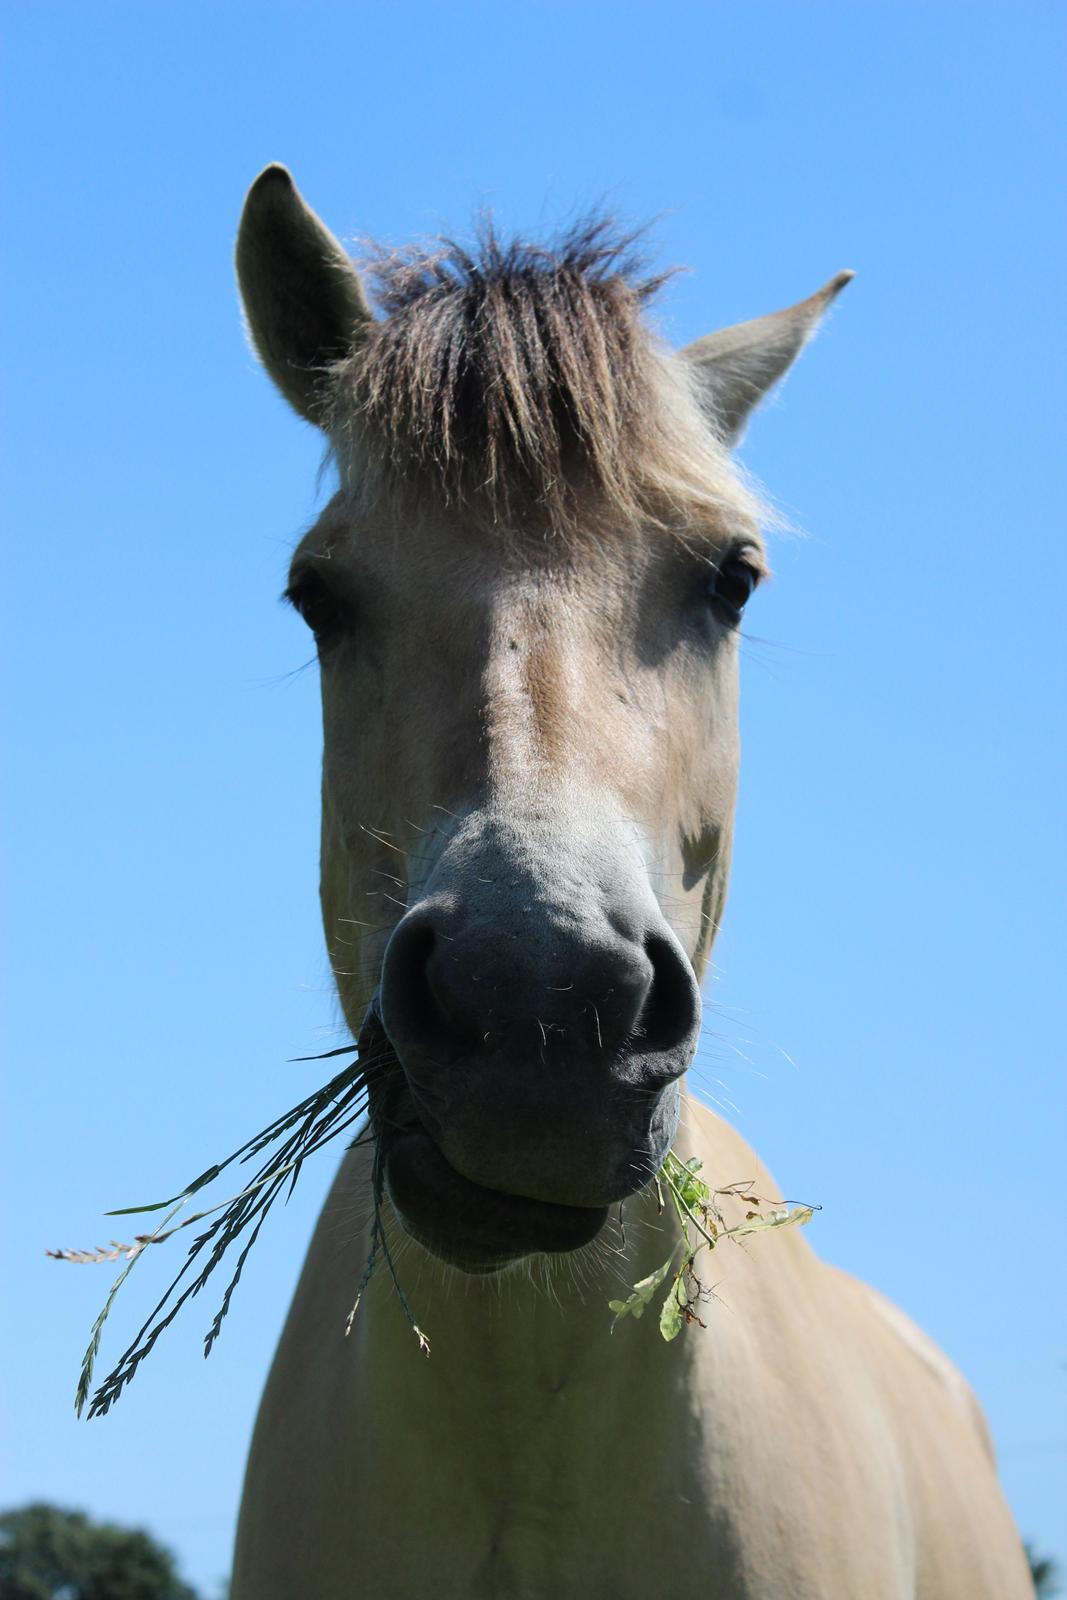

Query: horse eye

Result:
[707,554,761,624]
[285,574,350,645]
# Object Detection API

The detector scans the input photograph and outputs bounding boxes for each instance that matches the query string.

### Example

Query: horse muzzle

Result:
[363,811,701,1269]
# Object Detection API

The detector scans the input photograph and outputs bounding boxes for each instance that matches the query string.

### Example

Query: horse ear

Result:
[682,271,853,447]
[236,165,373,426]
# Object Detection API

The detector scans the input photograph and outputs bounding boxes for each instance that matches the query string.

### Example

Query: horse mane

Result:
[327,216,760,535]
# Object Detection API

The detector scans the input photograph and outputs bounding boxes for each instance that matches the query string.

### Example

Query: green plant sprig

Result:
[608,1151,818,1340]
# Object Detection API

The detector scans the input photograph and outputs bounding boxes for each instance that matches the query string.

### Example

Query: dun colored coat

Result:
[230,166,1030,1600]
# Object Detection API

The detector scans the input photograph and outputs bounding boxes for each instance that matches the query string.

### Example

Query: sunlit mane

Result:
[326,217,761,535]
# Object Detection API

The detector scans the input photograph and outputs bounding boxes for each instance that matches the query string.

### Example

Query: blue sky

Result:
[3,1,1064,1590]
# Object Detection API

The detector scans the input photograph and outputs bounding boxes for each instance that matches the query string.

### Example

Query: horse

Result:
[229,165,1030,1599]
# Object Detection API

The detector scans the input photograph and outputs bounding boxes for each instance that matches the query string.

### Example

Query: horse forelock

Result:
[325,215,763,539]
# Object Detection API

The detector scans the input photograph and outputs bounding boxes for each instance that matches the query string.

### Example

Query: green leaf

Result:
[664,1153,710,1210]
[609,1252,677,1324]
[105,1165,222,1216]
[659,1276,686,1341]
[632,1257,676,1300]
[723,1204,815,1240]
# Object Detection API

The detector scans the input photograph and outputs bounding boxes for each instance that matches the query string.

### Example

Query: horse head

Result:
[236,165,848,1271]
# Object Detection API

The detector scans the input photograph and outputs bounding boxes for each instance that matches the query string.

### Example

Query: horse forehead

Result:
[302,500,645,615]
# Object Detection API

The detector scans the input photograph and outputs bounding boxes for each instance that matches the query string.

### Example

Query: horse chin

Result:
[384,1126,609,1272]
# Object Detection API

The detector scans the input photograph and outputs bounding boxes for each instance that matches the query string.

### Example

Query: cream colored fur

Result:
[230,167,1030,1599]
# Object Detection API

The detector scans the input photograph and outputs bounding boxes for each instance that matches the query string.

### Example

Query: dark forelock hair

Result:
[327,218,686,529]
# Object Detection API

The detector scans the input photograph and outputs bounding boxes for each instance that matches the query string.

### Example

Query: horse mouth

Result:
[360,1002,609,1271]
[385,1125,609,1271]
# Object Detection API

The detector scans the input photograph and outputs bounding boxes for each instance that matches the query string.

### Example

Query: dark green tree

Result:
[0,1504,200,1600]
[1028,1542,1062,1599]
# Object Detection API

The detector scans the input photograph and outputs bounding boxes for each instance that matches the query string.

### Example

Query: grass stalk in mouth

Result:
[50,1044,375,1417]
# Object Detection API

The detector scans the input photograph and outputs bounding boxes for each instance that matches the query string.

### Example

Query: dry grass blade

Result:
[48,1242,145,1265]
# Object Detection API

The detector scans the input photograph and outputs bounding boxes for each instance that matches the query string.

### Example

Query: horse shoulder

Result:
[679,1102,1029,1596]
[815,1266,1032,1596]
[834,1269,992,1451]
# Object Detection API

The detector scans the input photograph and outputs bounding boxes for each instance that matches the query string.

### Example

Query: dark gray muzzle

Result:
[377,809,700,1228]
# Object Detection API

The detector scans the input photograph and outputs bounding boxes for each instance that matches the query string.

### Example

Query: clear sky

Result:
[3,2,1064,1591]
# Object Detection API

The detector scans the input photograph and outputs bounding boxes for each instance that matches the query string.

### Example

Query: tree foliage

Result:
[0,1504,200,1600]
[1028,1542,1062,1600]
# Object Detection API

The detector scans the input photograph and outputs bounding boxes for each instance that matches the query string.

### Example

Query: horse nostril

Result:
[637,934,700,1055]
[381,919,439,1047]
[383,915,484,1057]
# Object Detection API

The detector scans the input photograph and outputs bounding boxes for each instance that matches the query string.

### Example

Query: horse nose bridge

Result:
[392,810,656,990]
